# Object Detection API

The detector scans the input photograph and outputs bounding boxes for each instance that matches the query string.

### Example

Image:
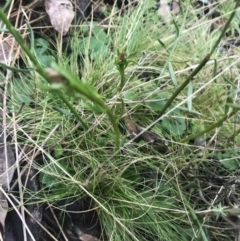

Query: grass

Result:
[1,0,240,240]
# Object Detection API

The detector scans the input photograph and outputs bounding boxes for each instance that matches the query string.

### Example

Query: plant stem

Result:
[196,207,240,217]
[120,71,125,91]
[181,107,240,143]
[116,51,127,91]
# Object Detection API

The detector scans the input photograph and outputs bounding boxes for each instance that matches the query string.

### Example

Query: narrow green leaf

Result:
[26,21,35,53]
[168,61,177,87]
[157,39,169,53]
[0,63,35,72]
[222,75,237,88]
[172,19,179,37]
[212,59,217,80]
[224,88,233,115]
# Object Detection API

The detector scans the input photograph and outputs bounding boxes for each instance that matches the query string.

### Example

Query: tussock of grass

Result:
[1,0,240,240]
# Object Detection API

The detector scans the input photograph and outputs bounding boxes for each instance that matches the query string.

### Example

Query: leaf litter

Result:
[0,92,15,230]
[45,0,75,35]
[0,36,19,65]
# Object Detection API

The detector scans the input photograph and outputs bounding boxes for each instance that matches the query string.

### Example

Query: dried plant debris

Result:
[0,93,15,231]
[183,163,240,239]
[0,192,8,230]
[122,115,168,153]
[171,0,180,15]
[0,37,19,65]
[157,0,179,22]
[45,0,75,35]
[79,233,99,241]
[67,226,99,241]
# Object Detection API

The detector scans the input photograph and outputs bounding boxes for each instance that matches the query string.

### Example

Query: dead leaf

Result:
[122,115,160,143]
[79,233,99,241]
[68,226,99,241]
[0,93,15,190]
[171,0,180,15]
[0,143,15,191]
[0,192,7,229]
[157,0,180,22]
[0,92,16,229]
[0,37,18,65]
[45,0,75,35]
[122,115,139,141]
[122,115,169,153]
[157,0,171,22]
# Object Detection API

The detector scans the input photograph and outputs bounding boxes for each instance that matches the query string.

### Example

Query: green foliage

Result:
[35,38,55,66]
[77,23,109,60]
[9,77,34,107]
[1,0,240,241]
[161,111,187,138]
[217,147,240,170]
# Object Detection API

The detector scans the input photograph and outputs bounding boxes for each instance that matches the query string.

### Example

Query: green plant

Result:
[1,0,240,241]
[34,38,56,67]
[77,23,109,61]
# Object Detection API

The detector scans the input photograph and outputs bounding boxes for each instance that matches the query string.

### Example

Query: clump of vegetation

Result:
[1,0,240,240]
